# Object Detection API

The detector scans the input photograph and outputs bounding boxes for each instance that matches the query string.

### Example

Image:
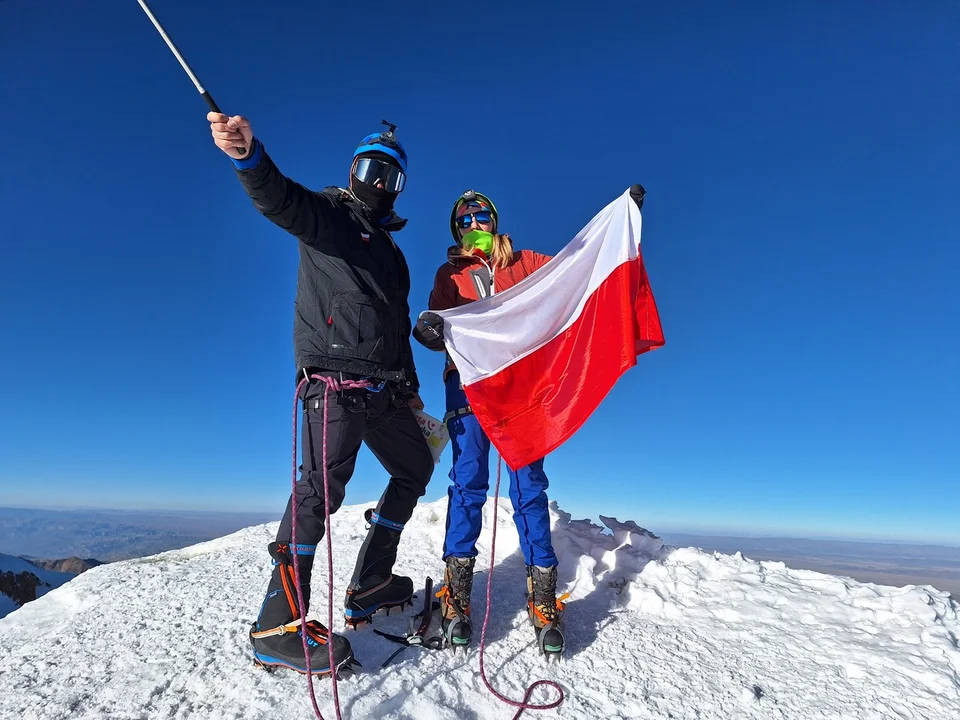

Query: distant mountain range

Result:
[0,505,277,620]
[22,557,104,574]
[658,532,960,596]
[0,506,277,562]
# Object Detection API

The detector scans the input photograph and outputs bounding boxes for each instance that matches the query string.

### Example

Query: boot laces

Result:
[437,557,474,616]
[303,619,330,647]
[529,566,566,625]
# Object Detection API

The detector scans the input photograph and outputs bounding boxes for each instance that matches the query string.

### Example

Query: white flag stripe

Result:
[436,188,642,385]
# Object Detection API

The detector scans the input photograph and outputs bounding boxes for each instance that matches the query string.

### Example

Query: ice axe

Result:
[135,0,246,156]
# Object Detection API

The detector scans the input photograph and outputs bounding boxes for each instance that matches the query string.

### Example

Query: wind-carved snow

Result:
[0,498,957,719]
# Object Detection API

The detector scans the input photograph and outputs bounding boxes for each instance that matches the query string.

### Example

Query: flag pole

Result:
[135,0,246,156]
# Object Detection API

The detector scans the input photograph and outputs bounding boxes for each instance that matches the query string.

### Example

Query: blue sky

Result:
[1,0,957,544]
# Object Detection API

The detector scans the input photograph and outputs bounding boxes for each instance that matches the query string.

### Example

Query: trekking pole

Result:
[135,0,246,156]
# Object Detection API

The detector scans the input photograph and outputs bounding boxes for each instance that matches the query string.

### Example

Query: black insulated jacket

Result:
[234,140,419,392]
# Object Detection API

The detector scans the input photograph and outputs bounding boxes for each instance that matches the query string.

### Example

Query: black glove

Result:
[629,184,646,211]
[413,311,445,351]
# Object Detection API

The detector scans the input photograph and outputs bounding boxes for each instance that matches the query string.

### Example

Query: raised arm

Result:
[208,112,335,247]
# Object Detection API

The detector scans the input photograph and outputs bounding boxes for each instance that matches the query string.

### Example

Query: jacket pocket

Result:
[328,291,389,364]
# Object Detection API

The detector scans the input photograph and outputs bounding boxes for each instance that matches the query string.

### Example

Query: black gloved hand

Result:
[413,311,445,351]
[629,184,646,211]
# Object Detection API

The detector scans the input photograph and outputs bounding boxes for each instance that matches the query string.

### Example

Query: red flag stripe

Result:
[462,255,663,470]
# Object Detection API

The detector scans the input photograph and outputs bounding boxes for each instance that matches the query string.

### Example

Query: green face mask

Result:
[461,230,494,254]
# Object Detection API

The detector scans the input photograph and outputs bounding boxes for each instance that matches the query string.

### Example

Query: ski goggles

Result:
[353,157,406,193]
[455,210,494,229]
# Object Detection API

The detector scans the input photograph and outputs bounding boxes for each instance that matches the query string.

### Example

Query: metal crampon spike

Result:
[335,658,362,680]
[344,617,372,631]
[253,659,277,673]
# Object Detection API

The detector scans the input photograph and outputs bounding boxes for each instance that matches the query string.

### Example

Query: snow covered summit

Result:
[1,498,957,719]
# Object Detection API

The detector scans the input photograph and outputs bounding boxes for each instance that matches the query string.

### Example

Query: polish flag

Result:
[434,188,665,470]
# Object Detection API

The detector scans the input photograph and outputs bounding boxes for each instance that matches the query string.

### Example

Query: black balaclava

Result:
[350,151,401,221]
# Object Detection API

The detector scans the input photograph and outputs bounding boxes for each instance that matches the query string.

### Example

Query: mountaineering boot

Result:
[343,573,415,627]
[437,556,475,650]
[526,564,567,660]
[343,510,414,627]
[249,542,357,677]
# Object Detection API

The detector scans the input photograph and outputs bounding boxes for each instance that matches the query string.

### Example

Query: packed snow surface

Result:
[1,498,958,719]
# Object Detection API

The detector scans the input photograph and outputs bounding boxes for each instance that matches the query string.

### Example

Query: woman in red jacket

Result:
[414,190,566,658]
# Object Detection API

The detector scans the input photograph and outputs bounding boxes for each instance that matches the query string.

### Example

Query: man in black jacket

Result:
[208,111,434,677]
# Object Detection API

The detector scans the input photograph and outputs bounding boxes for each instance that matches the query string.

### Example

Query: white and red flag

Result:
[434,188,665,470]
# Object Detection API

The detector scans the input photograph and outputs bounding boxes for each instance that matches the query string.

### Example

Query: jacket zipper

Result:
[450,252,496,299]
[476,255,495,297]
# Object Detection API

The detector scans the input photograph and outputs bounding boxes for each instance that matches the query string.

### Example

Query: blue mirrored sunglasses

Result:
[456,211,493,229]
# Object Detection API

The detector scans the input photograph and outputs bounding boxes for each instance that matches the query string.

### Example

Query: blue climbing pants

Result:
[442,371,558,567]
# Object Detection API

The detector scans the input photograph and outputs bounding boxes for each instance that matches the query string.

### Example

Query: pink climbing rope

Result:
[289,374,371,720]
[286,373,561,718]
[477,456,565,720]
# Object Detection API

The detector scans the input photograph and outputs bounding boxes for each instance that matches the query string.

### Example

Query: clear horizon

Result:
[2,501,958,549]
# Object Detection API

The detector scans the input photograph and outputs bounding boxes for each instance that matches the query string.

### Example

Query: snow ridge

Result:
[0,499,957,719]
